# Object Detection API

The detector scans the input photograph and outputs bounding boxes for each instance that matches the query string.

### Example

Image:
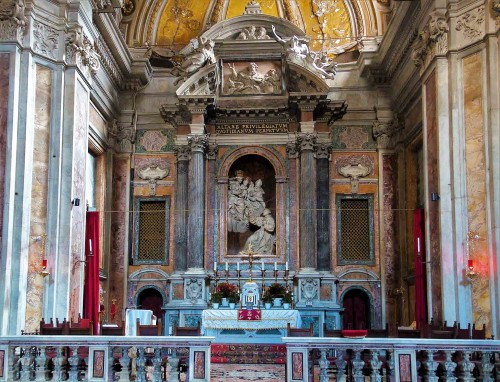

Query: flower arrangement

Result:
[211,291,223,304]
[261,289,273,303]
[282,288,293,304]
[268,282,286,298]
[215,282,240,303]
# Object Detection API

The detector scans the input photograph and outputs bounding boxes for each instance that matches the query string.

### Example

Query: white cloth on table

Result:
[202,309,301,331]
[125,309,153,336]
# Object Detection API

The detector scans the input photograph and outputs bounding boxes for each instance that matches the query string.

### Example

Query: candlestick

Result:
[417,238,420,253]
[285,261,288,271]
[237,262,239,271]
[274,262,277,271]
[214,261,217,271]
[261,260,264,271]
[225,262,228,271]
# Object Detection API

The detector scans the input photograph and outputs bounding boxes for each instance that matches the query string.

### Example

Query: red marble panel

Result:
[382,154,398,297]
[108,156,129,322]
[0,54,9,255]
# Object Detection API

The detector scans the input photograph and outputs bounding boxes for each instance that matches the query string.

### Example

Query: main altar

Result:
[202,308,301,343]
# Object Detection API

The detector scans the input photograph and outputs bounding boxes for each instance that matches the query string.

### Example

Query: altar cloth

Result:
[202,309,301,331]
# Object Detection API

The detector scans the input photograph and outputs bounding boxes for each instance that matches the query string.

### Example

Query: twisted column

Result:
[187,134,208,270]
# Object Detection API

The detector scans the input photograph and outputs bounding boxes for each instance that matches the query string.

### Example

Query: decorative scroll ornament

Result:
[300,279,318,306]
[108,119,135,152]
[456,7,485,41]
[186,278,203,303]
[372,115,405,149]
[494,0,500,22]
[137,160,170,196]
[338,163,371,193]
[66,25,101,76]
[0,0,27,26]
[412,10,449,68]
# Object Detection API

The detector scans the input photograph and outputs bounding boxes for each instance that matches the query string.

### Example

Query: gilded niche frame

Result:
[217,146,287,264]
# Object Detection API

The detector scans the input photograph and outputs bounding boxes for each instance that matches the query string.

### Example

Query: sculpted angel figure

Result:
[271,25,310,59]
[173,37,216,85]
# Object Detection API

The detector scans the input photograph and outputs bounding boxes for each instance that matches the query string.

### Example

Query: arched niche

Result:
[217,146,287,264]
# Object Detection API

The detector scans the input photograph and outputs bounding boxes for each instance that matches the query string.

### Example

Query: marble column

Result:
[206,144,218,271]
[298,133,317,270]
[173,146,190,272]
[286,142,299,270]
[187,134,208,271]
[316,144,330,271]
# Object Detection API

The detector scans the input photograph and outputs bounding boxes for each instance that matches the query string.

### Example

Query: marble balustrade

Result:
[0,335,215,382]
[282,337,500,382]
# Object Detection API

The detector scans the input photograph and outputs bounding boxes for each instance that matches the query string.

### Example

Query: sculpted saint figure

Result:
[173,38,216,85]
[245,209,276,256]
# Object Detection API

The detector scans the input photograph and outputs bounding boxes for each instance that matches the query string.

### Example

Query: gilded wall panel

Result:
[463,52,490,329]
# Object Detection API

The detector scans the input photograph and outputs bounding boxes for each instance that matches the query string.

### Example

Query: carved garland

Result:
[456,6,485,41]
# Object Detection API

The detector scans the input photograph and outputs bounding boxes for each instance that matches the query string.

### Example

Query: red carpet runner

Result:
[211,344,287,364]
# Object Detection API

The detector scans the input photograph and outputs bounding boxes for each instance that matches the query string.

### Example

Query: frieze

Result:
[331,126,376,150]
[33,22,58,59]
[95,35,124,87]
[215,123,288,134]
[456,7,485,41]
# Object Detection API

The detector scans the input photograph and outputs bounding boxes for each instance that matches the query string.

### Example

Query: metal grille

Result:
[340,199,370,262]
[137,201,166,262]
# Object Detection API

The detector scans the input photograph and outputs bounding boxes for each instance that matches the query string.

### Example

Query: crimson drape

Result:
[413,208,427,328]
[83,211,100,335]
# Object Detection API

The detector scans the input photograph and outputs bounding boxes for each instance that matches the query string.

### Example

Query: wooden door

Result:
[342,289,370,330]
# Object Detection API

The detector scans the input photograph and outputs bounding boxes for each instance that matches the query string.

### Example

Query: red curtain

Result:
[413,208,427,328]
[84,211,100,335]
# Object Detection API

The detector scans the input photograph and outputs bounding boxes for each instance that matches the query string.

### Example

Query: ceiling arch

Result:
[121,0,389,54]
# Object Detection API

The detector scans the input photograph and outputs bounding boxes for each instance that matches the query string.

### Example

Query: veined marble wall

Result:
[463,52,491,329]
[425,71,443,322]
[69,81,89,321]
[25,65,52,332]
[0,54,9,255]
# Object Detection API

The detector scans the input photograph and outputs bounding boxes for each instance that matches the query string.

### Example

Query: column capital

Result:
[315,143,331,159]
[187,134,209,153]
[297,133,317,152]
[411,10,449,70]
[174,145,191,162]
[286,141,299,159]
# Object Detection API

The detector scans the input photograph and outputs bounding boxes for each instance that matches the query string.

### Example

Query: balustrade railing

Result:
[0,335,215,382]
[282,337,500,382]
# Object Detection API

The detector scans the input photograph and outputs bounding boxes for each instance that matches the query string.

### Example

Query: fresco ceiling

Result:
[120,0,386,54]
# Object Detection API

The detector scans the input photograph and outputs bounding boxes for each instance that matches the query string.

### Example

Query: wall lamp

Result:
[431,192,440,202]
[465,259,478,281]
[72,198,80,206]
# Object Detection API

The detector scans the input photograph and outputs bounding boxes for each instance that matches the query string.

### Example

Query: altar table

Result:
[202,309,301,342]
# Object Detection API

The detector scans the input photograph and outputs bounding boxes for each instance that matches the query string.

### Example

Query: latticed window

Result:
[134,198,170,264]
[336,195,374,265]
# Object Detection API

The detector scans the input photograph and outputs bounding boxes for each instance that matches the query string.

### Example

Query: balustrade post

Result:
[335,350,347,380]
[53,346,66,381]
[461,351,475,382]
[152,347,163,382]
[385,349,394,382]
[34,346,47,382]
[19,346,31,381]
[118,347,131,382]
[319,349,329,382]
[167,351,180,382]
[10,346,20,380]
[135,347,146,382]
[67,346,79,380]
[352,350,365,382]
[443,350,457,381]
[425,350,440,382]
[371,350,382,382]
[479,351,494,382]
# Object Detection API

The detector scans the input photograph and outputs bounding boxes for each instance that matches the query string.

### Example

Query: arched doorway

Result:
[137,288,164,320]
[342,289,370,330]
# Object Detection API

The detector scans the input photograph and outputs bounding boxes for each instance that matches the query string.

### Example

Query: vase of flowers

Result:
[215,282,239,308]
[268,282,286,308]
[211,291,222,309]
[282,289,292,309]
[262,289,273,309]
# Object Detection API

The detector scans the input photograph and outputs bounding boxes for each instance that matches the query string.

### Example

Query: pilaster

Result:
[173,145,190,272]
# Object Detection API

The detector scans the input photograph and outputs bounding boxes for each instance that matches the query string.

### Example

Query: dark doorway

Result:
[137,288,163,320]
[342,289,370,330]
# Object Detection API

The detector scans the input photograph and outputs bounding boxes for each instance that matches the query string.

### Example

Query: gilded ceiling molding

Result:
[281,0,302,30]
[207,0,227,26]
[143,0,165,45]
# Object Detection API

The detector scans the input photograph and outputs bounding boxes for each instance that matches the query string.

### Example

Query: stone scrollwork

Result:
[456,7,485,41]
[412,10,449,68]
[339,163,371,193]
[108,119,135,152]
[66,25,101,76]
[372,115,404,149]
[136,160,170,196]
[0,0,27,26]
[300,279,318,306]
[494,0,500,21]
[185,278,203,303]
